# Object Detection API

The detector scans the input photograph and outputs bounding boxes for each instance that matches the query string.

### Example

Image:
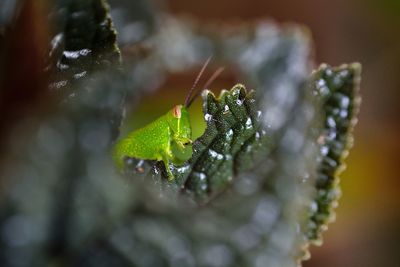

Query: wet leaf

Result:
[306,63,362,245]
[116,18,320,267]
[46,0,121,93]
[123,18,313,196]
[179,85,271,201]
[0,0,128,265]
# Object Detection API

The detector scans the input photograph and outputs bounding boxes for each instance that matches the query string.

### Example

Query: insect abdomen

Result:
[113,115,171,169]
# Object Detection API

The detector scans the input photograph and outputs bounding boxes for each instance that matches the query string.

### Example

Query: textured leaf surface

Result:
[182,85,270,201]
[47,0,121,93]
[306,63,361,244]
[0,0,127,265]
[124,85,271,202]
[116,18,318,267]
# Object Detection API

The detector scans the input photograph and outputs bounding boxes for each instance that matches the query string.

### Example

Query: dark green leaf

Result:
[306,63,362,245]
[47,0,121,93]
[118,19,319,266]
[0,0,128,265]
[181,85,271,202]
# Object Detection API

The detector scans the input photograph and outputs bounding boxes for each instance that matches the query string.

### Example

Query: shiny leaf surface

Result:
[306,63,362,244]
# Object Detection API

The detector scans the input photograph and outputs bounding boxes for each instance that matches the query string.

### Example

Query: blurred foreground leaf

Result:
[46,0,121,93]
[0,0,127,265]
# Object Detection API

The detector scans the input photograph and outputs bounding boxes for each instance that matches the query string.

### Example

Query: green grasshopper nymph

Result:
[113,57,224,180]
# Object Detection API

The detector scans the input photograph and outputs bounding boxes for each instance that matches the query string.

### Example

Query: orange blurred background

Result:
[164,0,400,266]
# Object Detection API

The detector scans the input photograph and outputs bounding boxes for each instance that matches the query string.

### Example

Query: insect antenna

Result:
[185,56,212,107]
[186,67,225,108]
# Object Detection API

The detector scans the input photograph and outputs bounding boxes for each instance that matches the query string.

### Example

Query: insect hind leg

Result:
[160,150,174,181]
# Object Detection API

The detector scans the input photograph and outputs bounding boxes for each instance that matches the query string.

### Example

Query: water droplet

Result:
[339,95,350,109]
[175,164,190,175]
[327,116,336,128]
[320,145,329,156]
[49,80,68,90]
[208,149,224,160]
[340,110,348,118]
[193,172,207,191]
[204,113,212,122]
[245,117,253,129]
[49,33,63,57]
[56,61,69,70]
[196,172,206,181]
[333,75,344,87]
[256,110,262,120]
[310,201,318,213]
[317,78,326,88]
[225,129,234,141]
[316,79,330,97]
[327,130,337,140]
[63,49,92,60]
[73,71,87,79]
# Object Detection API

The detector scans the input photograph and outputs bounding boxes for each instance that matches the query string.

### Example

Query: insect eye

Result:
[172,105,181,118]
[183,140,192,146]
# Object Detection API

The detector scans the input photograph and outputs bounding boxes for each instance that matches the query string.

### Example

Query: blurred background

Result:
[160,0,400,266]
[0,0,399,266]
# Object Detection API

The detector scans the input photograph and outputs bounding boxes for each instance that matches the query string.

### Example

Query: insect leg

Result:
[160,150,174,181]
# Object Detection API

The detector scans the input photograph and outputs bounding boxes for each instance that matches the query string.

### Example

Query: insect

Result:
[113,57,224,180]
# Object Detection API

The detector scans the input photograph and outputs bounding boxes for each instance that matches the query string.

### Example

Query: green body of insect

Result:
[113,105,193,180]
[113,57,223,180]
